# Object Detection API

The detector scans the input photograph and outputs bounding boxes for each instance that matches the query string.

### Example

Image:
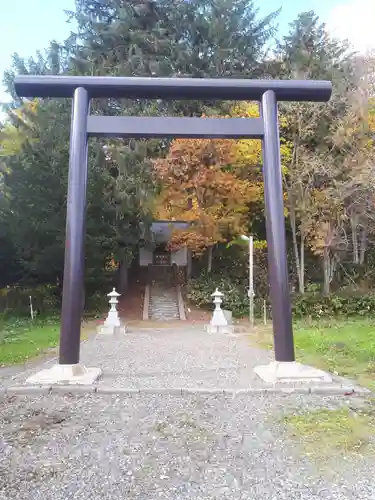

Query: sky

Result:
[1,0,375,106]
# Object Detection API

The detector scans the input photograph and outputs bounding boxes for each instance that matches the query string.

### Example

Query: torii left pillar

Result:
[26,87,102,385]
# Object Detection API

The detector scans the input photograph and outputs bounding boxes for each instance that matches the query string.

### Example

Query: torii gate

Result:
[15,76,332,385]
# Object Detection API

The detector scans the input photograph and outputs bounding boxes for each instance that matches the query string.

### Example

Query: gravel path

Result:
[3,326,365,392]
[84,327,271,389]
[1,392,375,500]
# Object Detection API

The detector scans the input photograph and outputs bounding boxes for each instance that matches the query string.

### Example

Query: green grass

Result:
[284,405,375,460]
[253,317,375,390]
[0,316,60,365]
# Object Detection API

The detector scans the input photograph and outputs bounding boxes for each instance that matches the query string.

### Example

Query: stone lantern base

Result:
[98,324,126,335]
[206,324,235,335]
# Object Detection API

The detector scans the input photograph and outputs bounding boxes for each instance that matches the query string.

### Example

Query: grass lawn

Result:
[251,317,375,462]
[283,403,375,464]
[253,317,375,390]
[0,315,99,366]
[0,316,60,365]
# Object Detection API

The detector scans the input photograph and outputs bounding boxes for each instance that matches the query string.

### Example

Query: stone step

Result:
[149,302,178,306]
[149,285,180,320]
[150,301,178,305]
[150,304,178,308]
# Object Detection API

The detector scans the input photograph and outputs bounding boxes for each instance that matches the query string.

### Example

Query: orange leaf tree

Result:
[153,138,260,255]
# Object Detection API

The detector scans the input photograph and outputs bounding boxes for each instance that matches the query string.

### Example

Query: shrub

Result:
[187,272,375,319]
[0,285,60,317]
[292,293,375,319]
[0,284,112,318]
[187,272,249,317]
[84,291,110,317]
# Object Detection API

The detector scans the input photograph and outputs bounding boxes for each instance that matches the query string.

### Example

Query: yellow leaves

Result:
[230,101,261,169]
[254,240,267,250]
[0,124,25,157]
[191,198,199,210]
[231,101,260,118]
[279,114,289,130]
[306,221,332,256]
[281,165,289,176]
[368,113,375,133]
[280,137,293,164]
[230,102,293,175]
[14,99,39,119]
[235,138,262,168]
[0,100,39,157]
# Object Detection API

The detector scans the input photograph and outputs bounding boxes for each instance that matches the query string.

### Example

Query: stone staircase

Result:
[147,265,182,321]
[149,284,180,320]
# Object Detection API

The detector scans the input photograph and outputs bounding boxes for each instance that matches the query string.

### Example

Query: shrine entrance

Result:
[153,244,171,266]
[14,75,332,371]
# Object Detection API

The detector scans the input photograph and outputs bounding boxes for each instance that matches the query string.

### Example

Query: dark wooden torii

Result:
[14,75,332,367]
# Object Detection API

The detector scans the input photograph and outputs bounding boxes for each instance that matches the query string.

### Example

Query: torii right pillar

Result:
[254,90,332,384]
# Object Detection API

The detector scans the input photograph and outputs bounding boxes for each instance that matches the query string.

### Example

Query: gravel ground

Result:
[4,326,363,391]
[1,392,375,500]
[87,327,271,389]
[2,326,271,388]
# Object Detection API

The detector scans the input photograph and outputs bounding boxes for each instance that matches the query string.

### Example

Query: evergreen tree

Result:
[2,100,71,285]
[69,0,278,79]
[1,44,158,292]
[67,0,279,117]
[275,11,352,82]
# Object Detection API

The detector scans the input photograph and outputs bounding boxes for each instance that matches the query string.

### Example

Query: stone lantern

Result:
[206,288,234,334]
[98,288,126,335]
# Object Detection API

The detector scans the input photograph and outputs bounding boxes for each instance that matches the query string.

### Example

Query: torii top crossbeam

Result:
[14,75,332,102]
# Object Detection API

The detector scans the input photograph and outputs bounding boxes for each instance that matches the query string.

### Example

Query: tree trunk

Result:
[289,208,302,292]
[300,234,305,294]
[118,261,129,293]
[359,226,367,265]
[56,272,64,299]
[207,246,213,273]
[351,215,359,264]
[323,248,331,296]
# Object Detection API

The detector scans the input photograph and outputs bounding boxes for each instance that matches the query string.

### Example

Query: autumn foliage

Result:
[153,137,260,254]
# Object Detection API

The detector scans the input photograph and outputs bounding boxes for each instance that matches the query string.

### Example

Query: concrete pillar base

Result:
[254,361,332,384]
[26,364,102,385]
